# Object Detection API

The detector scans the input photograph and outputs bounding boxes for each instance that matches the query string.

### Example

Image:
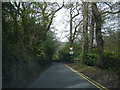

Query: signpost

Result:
[69,47,74,54]
[69,51,73,54]
[69,47,73,51]
[69,46,74,63]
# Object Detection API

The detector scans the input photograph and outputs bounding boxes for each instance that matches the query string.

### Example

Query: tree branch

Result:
[102,10,120,14]
[47,1,64,31]
[73,20,82,40]
[104,2,112,10]
[72,7,80,19]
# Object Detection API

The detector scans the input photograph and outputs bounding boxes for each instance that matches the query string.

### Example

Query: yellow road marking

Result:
[65,64,108,90]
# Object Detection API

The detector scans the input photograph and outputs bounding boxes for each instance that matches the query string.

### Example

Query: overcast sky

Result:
[51,8,70,42]
[50,1,119,42]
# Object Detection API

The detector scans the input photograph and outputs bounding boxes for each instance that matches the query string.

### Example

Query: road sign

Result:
[69,51,73,54]
[69,47,73,50]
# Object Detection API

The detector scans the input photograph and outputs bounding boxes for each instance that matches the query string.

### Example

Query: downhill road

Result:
[26,63,98,88]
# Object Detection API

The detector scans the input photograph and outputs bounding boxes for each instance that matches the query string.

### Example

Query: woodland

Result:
[2,1,120,88]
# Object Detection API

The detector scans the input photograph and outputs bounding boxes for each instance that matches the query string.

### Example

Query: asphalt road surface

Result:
[26,63,97,88]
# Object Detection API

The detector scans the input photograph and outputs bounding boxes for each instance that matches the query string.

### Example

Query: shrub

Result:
[92,47,97,53]
[59,47,70,62]
[79,53,83,60]
[59,43,82,63]
[103,52,119,71]
[85,53,97,66]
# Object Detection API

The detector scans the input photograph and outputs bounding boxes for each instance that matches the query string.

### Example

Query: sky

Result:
[50,2,119,42]
[51,2,82,42]
[51,8,70,42]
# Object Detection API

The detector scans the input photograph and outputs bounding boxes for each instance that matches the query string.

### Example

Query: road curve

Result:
[26,63,97,88]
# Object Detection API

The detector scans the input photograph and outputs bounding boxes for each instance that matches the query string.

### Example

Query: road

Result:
[26,63,97,88]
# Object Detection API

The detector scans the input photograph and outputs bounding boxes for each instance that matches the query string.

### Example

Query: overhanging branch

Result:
[47,1,64,31]
[102,10,120,14]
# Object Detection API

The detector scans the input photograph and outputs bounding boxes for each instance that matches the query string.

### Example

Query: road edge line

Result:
[64,64,108,90]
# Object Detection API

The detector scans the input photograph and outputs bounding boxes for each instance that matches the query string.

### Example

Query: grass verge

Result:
[66,60,119,88]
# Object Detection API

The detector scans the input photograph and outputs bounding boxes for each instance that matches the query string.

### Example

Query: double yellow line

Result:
[65,64,108,90]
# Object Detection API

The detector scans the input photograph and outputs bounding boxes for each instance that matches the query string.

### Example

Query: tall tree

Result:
[93,3,104,67]
[89,3,95,53]
[2,2,64,88]
[92,2,120,67]
[68,3,82,45]
[82,2,89,64]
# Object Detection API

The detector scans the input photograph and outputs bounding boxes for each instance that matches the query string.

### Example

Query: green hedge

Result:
[85,53,97,66]
[103,52,119,71]
[79,53,97,66]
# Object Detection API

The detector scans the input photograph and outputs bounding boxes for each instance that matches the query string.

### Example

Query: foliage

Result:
[58,43,82,63]
[92,47,97,53]
[104,32,118,55]
[2,1,120,88]
[79,53,97,66]
[59,43,70,62]
[2,2,60,88]
[103,52,119,71]
[85,53,97,66]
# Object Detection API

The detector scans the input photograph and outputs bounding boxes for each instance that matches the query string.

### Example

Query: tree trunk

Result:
[69,8,73,45]
[82,2,89,64]
[93,3,104,68]
[89,3,95,53]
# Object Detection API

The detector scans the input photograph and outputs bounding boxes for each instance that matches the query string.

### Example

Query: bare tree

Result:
[92,2,120,68]
[89,3,95,53]
[92,3,104,67]
[69,3,82,45]
[82,2,89,64]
